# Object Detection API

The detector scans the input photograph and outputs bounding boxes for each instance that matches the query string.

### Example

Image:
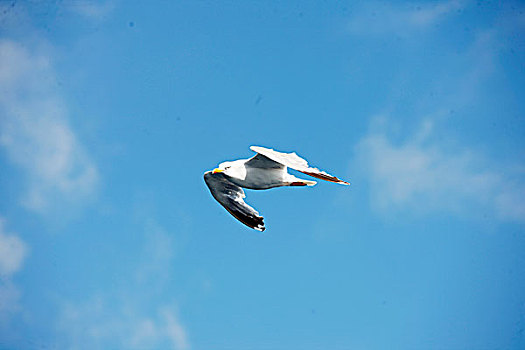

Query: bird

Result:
[203,146,349,232]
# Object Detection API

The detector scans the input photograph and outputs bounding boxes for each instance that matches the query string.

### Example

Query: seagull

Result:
[203,146,349,232]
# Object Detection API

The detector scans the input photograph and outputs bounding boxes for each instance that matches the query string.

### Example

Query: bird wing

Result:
[249,146,350,185]
[244,152,285,169]
[203,171,265,231]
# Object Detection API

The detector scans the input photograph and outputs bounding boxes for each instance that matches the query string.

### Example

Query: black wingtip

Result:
[251,217,265,232]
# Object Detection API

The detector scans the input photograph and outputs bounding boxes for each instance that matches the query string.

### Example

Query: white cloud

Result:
[163,308,189,350]
[135,221,175,287]
[351,3,525,224]
[65,0,116,20]
[356,118,525,223]
[348,0,466,36]
[59,298,189,350]
[57,221,190,349]
[0,39,98,213]
[0,219,27,277]
[409,0,464,26]
[0,218,28,320]
[0,281,21,318]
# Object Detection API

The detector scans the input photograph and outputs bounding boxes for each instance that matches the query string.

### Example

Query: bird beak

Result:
[212,168,224,174]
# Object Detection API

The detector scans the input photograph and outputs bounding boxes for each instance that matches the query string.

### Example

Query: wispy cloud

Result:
[135,220,175,288]
[65,0,116,21]
[0,219,27,277]
[351,1,525,224]
[356,118,525,223]
[0,218,28,320]
[348,0,466,36]
[59,299,189,350]
[162,308,190,350]
[0,39,98,214]
[57,221,190,349]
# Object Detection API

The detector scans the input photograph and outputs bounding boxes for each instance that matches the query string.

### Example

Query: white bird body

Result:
[204,146,349,231]
[221,159,314,190]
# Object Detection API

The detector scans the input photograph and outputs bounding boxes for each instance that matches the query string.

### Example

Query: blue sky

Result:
[0,0,524,349]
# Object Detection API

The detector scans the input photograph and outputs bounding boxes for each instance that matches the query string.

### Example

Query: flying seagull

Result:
[203,146,349,232]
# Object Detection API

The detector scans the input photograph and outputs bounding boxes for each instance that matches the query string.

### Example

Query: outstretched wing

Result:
[250,146,350,185]
[203,171,265,231]
[244,152,285,169]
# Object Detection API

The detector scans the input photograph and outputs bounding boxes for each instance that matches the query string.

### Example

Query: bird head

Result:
[212,161,233,174]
